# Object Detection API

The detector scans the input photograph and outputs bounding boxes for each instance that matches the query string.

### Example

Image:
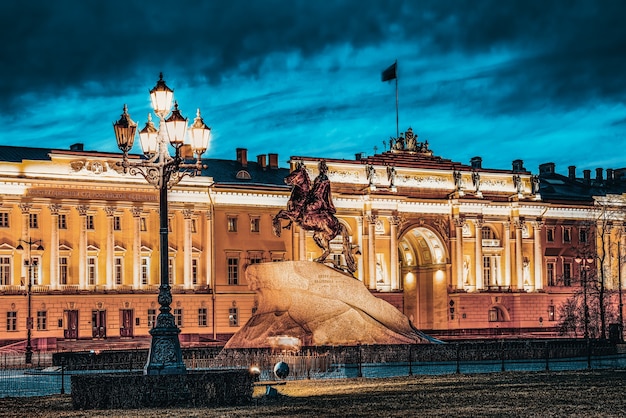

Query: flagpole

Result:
[395,60,399,139]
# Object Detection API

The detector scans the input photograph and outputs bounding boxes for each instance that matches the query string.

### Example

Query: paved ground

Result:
[0,369,625,417]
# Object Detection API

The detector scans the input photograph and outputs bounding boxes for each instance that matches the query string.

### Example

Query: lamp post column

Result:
[143,162,186,375]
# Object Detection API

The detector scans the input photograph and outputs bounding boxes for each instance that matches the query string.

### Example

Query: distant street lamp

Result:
[113,73,211,375]
[16,238,44,365]
[575,254,594,340]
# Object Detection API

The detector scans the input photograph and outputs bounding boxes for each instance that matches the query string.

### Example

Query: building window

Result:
[488,308,500,322]
[0,212,9,228]
[173,308,183,327]
[86,215,95,230]
[147,309,156,328]
[58,214,67,229]
[191,258,199,286]
[0,256,11,285]
[37,311,47,330]
[198,308,207,327]
[140,217,147,232]
[29,213,38,229]
[227,216,238,232]
[247,251,263,266]
[114,257,123,286]
[141,257,150,285]
[546,228,555,242]
[481,226,495,240]
[7,311,17,331]
[168,257,175,285]
[579,229,587,243]
[250,217,260,233]
[229,307,238,327]
[59,257,68,285]
[191,219,197,233]
[563,227,571,243]
[563,262,572,286]
[547,262,555,286]
[483,256,492,286]
[548,305,556,322]
[87,257,97,286]
[29,256,42,285]
[113,216,122,231]
[227,257,239,285]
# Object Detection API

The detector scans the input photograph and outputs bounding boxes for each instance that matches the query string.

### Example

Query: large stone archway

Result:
[398,226,450,331]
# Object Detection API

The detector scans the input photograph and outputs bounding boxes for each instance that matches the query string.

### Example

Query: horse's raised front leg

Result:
[312,233,331,263]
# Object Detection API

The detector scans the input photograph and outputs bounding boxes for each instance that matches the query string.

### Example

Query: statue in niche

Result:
[273,161,356,274]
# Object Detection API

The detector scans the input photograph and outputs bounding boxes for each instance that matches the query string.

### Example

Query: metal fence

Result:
[1,341,625,398]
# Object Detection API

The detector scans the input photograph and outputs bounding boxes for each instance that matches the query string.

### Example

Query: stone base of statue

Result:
[225,261,432,348]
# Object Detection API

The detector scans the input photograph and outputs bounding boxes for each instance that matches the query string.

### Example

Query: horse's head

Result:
[285,162,311,190]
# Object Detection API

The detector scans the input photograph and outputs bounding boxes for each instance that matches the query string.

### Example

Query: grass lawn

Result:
[0,369,624,417]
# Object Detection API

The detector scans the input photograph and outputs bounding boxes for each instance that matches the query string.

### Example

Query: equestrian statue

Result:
[272,160,357,274]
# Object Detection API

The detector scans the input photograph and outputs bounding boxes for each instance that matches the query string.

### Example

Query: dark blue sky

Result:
[2,0,626,174]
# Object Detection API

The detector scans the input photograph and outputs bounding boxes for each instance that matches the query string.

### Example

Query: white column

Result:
[357,217,364,283]
[390,216,399,290]
[18,204,31,288]
[183,209,194,289]
[367,214,377,290]
[104,206,115,289]
[504,222,511,288]
[474,219,483,290]
[76,205,89,289]
[455,217,465,290]
[205,210,213,289]
[132,207,142,289]
[533,220,543,290]
[49,204,61,290]
[515,219,524,290]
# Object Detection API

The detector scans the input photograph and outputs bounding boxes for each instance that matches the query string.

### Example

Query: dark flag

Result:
[381,62,397,82]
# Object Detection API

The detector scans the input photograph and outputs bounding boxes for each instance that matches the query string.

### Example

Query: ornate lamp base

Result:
[144,313,187,375]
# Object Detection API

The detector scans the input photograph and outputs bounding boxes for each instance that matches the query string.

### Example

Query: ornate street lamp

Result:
[113,73,211,375]
[575,254,594,341]
[16,238,44,365]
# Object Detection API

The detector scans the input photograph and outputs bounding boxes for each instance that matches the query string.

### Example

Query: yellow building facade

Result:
[1,135,624,348]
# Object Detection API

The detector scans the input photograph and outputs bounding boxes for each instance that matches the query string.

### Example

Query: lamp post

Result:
[113,73,211,375]
[574,254,594,340]
[16,238,44,365]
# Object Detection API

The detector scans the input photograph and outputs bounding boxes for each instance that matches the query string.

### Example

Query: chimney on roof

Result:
[70,143,84,152]
[539,162,555,175]
[512,159,525,173]
[236,148,248,167]
[595,168,603,182]
[355,152,364,161]
[257,154,267,170]
[606,168,614,183]
[268,153,279,169]
[470,156,482,169]
[583,169,591,185]
[568,166,576,180]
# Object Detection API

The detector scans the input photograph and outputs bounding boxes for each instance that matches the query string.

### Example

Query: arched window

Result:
[481,226,496,240]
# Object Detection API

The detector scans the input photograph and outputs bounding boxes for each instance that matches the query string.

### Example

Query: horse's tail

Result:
[341,223,357,274]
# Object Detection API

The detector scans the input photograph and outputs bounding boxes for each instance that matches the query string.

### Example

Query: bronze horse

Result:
[273,162,356,274]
